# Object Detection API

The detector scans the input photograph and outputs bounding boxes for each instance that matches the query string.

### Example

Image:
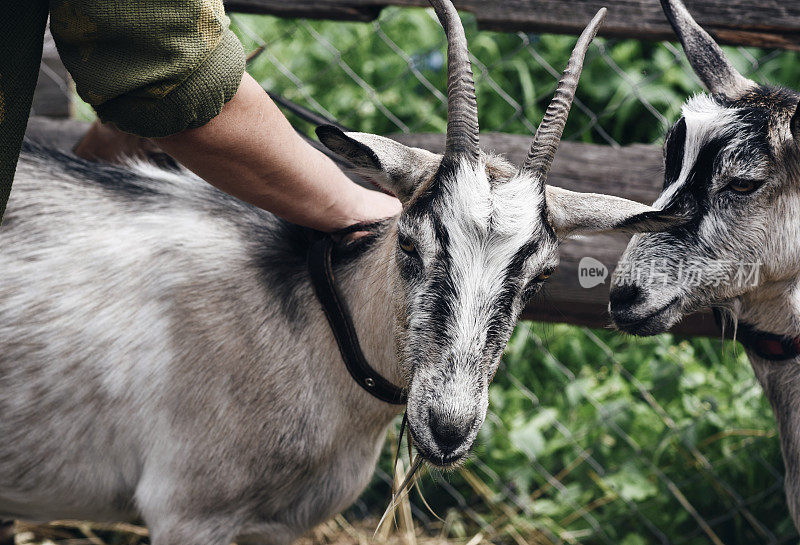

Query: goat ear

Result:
[316,125,441,202]
[546,186,684,238]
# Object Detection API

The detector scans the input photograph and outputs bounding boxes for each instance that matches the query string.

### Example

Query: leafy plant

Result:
[232,8,798,146]
[232,9,799,543]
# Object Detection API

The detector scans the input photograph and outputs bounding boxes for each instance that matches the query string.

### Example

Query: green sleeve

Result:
[0,0,49,224]
[49,0,246,138]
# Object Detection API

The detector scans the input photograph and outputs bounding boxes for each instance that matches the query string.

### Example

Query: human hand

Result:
[351,186,402,226]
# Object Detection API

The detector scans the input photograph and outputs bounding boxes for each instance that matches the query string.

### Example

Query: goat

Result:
[0,2,673,543]
[609,0,800,529]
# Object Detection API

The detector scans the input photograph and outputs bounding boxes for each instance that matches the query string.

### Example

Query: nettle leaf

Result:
[509,408,558,458]
[604,466,658,502]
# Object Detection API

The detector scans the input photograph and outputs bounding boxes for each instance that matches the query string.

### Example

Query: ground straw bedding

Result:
[11,518,486,545]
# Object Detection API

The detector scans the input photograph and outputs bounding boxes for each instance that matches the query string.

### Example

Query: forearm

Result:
[156,73,399,232]
[50,0,396,231]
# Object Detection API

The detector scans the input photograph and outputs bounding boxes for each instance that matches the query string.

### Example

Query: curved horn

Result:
[521,8,606,183]
[428,0,480,165]
[660,0,754,97]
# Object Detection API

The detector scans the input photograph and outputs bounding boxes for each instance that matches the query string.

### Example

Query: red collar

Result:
[729,322,800,360]
[746,333,800,361]
[714,310,800,361]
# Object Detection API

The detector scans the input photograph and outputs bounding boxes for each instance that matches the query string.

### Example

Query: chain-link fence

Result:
[227,11,798,543]
[31,5,800,544]
[341,324,792,545]
[230,8,797,148]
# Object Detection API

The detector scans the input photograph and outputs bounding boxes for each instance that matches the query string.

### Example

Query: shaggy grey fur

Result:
[1,130,671,543]
[610,0,800,530]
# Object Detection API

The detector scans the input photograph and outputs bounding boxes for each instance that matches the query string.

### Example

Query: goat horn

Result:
[427,0,480,166]
[660,0,754,98]
[521,8,606,183]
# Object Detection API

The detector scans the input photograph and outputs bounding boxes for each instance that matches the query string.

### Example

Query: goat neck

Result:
[332,224,406,397]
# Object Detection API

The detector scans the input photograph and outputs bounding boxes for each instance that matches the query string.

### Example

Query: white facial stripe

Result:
[491,173,545,239]
[654,94,742,209]
[444,160,493,228]
[437,160,548,358]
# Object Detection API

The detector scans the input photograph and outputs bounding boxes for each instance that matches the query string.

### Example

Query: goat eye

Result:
[398,237,417,254]
[726,178,762,195]
[535,268,556,282]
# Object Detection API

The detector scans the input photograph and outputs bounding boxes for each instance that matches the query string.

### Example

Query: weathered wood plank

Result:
[224,0,800,50]
[22,118,718,336]
[393,133,663,202]
[227,0,381,20]
[32,27,71,119]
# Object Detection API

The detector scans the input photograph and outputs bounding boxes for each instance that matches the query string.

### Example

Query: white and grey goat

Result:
[1,2,672,544]
[609,0,800,529]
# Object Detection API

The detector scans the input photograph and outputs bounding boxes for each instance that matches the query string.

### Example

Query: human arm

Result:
[155,72,401,232]
[53,0,399,231]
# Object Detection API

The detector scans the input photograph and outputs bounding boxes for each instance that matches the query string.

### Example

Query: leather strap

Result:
[715,309,800,362]
[307,235,407,405]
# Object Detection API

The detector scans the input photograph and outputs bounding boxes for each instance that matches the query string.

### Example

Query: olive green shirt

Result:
[0,0,246,222]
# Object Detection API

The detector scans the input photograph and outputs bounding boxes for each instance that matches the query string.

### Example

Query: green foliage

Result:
[232,9,798,146]
[471,324,790,543]
[361,325,792,543]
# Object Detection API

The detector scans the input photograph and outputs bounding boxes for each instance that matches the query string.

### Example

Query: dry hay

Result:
[8,518,486,545]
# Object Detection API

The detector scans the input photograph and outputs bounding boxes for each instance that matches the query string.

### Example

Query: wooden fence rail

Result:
[33,26,70,119]
[23,117,719,336]
[391,133,720,336]
[224,0,800,50]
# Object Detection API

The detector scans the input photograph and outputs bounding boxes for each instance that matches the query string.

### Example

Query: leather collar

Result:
[715,310,800,361]
[307,234,407,405]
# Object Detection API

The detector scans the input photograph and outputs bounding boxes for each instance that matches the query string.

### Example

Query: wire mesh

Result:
[228,8,799,544]
[36,5,800,544]
[231,7,799,147]
[351,324,793,545]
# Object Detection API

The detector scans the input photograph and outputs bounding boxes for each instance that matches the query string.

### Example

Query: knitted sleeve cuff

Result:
[94,28,246,138]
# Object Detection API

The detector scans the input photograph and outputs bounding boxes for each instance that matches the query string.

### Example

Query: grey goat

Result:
[1,2,671,544]
[610,0,800,530]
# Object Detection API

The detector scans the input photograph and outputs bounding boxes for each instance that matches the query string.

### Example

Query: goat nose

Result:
[609,283,643,310]
[429,410,471,455]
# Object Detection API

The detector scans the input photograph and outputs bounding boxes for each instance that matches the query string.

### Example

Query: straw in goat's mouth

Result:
[375,454,424,536]
[374,412,443,536]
